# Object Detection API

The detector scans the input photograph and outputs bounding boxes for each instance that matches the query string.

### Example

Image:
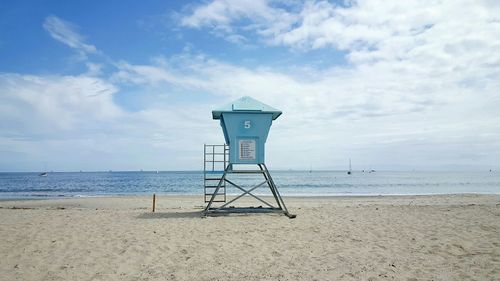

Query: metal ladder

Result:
[203,144,229,203]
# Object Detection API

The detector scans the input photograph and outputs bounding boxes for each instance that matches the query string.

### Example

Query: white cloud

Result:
[2,3,500,171]
[113,0,500,170]
[111,53,500,157]
[179,0,296,42]
[43,16,98,54]
[0,74,121,134]
[181,0,275,29]
[0,71,224,171]
[178,0,500,65]
[2,47,499,170]
[175,0,500,131]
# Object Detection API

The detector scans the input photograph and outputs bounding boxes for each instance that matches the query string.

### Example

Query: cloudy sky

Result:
[1,0,499,172]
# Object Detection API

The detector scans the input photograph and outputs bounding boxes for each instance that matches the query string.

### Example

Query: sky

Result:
[0,0,499,172]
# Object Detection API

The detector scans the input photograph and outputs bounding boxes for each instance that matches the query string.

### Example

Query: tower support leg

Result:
[204,163,296,218]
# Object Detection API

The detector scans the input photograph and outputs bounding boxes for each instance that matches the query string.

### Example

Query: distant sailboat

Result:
[347,158,352,175]
[39,163,48,176]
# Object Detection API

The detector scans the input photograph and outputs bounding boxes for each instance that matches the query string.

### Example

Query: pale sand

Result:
[1,194,500,281]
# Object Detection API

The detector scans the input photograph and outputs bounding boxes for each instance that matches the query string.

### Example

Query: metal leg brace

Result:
[203,164,296,218]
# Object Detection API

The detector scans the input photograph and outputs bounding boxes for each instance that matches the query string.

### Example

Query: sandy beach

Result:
[1,194,499,280]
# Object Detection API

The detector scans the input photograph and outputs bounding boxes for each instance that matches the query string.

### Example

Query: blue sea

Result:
[0,171,499,199]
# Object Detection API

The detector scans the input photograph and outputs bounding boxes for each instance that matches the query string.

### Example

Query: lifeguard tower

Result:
[203,96,295,218]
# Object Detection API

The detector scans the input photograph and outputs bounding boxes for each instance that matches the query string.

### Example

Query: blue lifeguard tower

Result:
[204,96,295,218]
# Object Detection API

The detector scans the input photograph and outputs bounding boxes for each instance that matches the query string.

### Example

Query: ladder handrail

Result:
[203,144,229,203]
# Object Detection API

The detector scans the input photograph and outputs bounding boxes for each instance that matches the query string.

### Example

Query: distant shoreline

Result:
[0,170,498,173]
[2,171,499,200]
[2,192,500,202]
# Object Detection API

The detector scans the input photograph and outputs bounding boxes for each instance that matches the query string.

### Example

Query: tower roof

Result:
[212,96,282,120]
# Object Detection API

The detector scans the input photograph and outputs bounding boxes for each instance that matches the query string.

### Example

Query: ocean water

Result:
[0,171,499,199]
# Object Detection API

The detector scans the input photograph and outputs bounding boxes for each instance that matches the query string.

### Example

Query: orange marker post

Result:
[152,193,156,213]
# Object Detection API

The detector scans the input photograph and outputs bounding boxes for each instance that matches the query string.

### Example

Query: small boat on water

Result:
[39,172,48,177]
[347,158,352,175]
